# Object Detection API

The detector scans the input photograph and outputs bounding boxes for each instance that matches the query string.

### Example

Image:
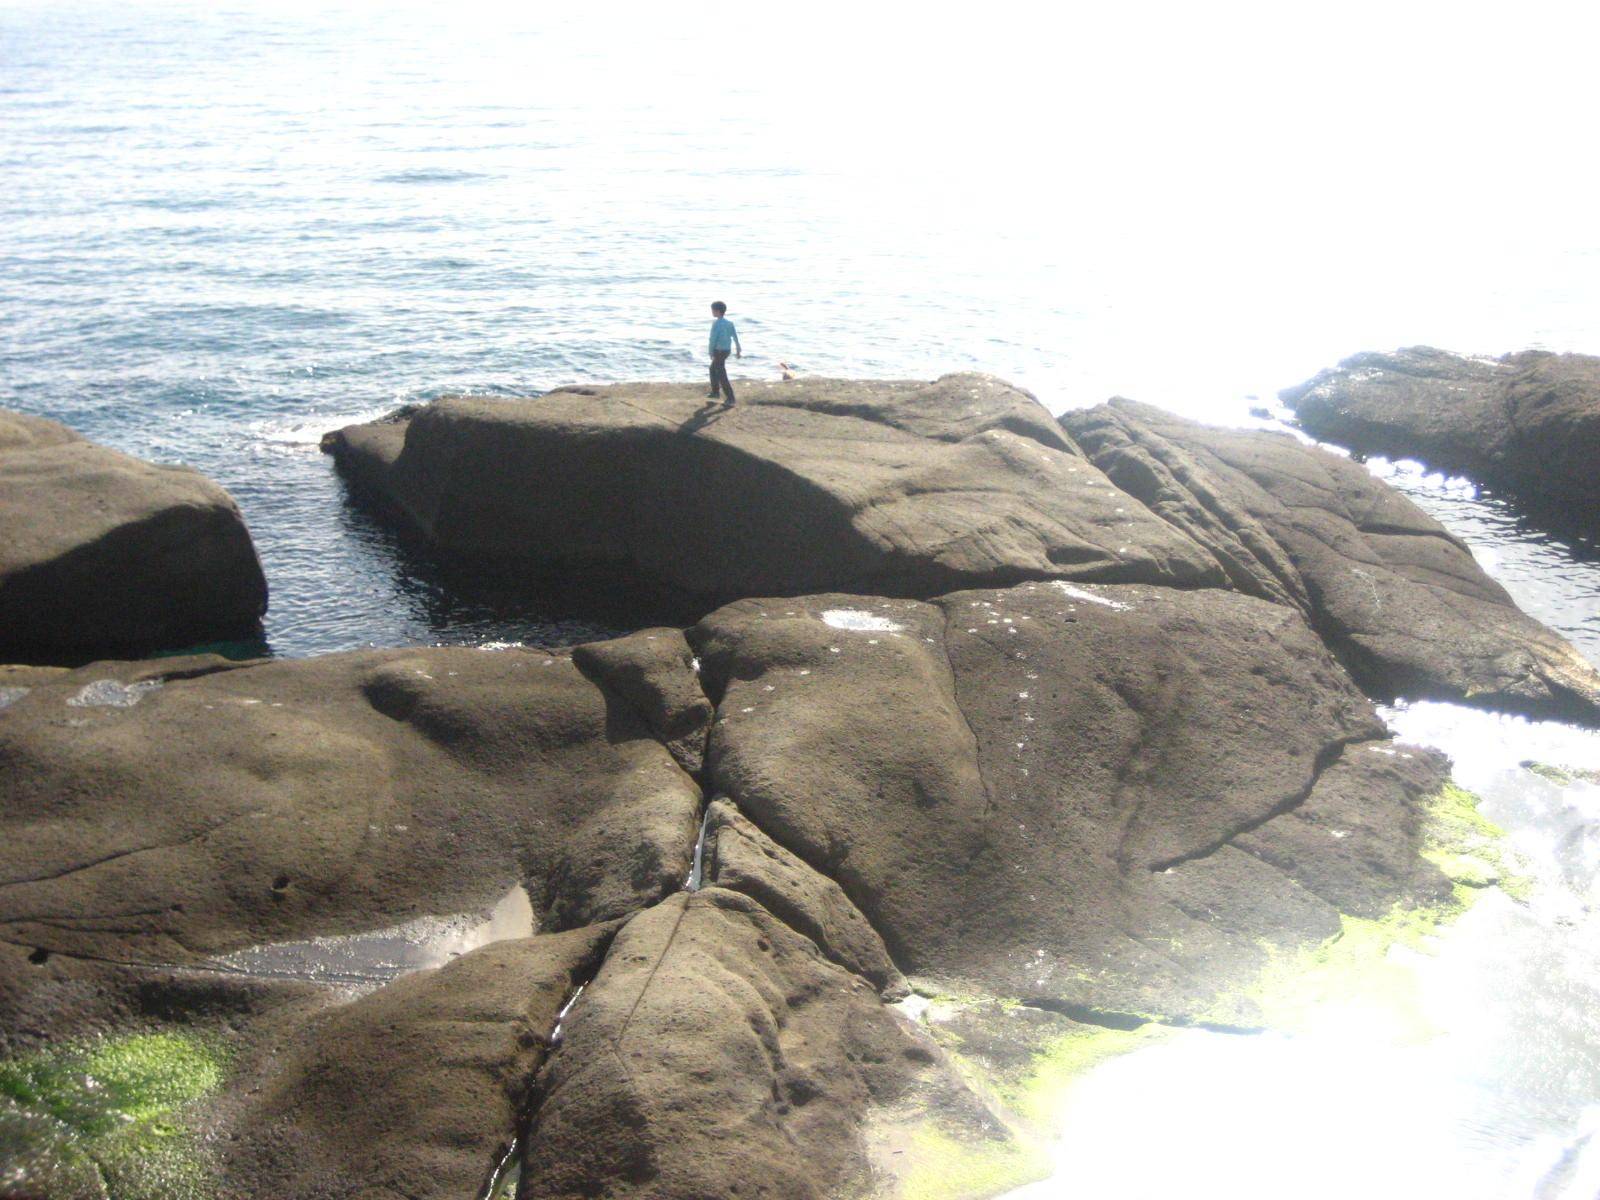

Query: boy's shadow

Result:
[678,400,733,436]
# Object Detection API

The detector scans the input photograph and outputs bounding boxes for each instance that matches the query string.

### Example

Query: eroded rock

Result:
[518,889,1026,1200]
[0,410,268,663]
[321,376,1224,602]
[692,585,1448,1020]
[230,924,616,1200]
[1282,346,1600,529]
[702,797,907,998]
[0,647,699,1040]
[571,627,714,774]
[1063,399,1600,725]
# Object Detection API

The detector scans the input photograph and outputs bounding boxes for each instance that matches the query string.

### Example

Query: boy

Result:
[707,301,741,404]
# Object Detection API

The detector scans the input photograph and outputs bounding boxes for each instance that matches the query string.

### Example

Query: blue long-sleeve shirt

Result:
[709,317,740,355]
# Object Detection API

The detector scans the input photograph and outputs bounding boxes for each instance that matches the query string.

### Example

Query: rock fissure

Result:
[1146,732,1385,874]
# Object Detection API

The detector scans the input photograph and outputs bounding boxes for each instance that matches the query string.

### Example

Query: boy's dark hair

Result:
[711,301,727,315]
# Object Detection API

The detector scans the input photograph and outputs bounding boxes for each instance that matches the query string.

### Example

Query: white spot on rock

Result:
[1050,582,1131,610]
[66,679,162,708]
[821,609,905,633]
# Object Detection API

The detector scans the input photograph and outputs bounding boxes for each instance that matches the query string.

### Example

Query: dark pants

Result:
[709,351,735,402]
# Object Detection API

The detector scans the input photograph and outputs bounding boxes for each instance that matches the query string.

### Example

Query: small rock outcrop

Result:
[0,410,268,662]
[1063,399,1600,725]
[321,375,1224,601]
[1281,346,1600,530]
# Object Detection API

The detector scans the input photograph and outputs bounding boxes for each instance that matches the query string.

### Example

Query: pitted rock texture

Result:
[572,627,714,774]
[0,409,267,663]
[702,798,907,999]
[231,925,616,1200]
[1063,399,1600,725]
[518,889,1012,1200]
[690,584,1450,1021]
[321,375,1224,601]
[0,647,700,1040]
[1282,346,1600,530]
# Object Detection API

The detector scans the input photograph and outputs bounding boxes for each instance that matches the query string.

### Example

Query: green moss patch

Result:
[897,1124,1052,1200]
[1520,759,1600,788]
[0,1032,225,1200]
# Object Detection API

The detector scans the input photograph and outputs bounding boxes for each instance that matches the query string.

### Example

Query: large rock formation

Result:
[691,585,1453,1022]
[1063,399,1600,725]
[0,642,700,1044]
[0,410,268,662]
[10,376,1598,1200]
[320,375,1224,601]
[1281,346,1600,530]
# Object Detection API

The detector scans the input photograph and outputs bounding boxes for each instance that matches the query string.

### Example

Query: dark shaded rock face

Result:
[1282,346,1600,530]
[321,375,1224,601]
[691,585,1452,1021]
[0,646,699,1045]
[1063,399,1600,726]
[0,410,268,663]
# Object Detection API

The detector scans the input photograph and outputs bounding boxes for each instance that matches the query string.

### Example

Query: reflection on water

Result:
[1005,706,1600,1200]
[213,883,534,990]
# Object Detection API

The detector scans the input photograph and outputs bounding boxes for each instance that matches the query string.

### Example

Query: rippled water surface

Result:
[5,1,1600,656]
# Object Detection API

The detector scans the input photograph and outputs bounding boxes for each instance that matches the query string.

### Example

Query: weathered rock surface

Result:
[572,627,713,774]
[702,798,907,998]
[0,646,700,1040]
[0,410,268,662]
[321,375,1224,602]
[691,585,1450,1021]
[1282,346,1600,529]
[519,889,1019,1200]
[1063,399,1600,725]
[231,924,616,1200]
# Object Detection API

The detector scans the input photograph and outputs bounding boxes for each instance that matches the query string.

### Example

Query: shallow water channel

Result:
[997,454,1600,1200]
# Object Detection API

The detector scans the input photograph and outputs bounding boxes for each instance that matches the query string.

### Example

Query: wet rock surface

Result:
[691,584,1449,1021]
[1063,399,1600,725]
[1281,346,1600,532]
[321,375,1224,601]
[0,646,699,1044]
[0,410,268,663]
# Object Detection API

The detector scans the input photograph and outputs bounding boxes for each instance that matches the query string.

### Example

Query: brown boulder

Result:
[691,585,1450,1021]
[0,410,268,663]
[1282,346,1600,531]
[230,924,616,1200]
[518,889,1020,1200]
[321,375,1223,603]
[0,647,700,1041]
[1063,399,1600,725]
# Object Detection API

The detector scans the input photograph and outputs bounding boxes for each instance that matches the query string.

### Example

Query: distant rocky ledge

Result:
[0,410,267,661]
[1283,346,1600,534]
[4,374,1597,1200]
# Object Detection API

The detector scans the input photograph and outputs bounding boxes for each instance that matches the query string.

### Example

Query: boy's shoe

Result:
[706,391,720,398]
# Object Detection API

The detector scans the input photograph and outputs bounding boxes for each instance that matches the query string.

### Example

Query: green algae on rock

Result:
[0,1032,225,1200]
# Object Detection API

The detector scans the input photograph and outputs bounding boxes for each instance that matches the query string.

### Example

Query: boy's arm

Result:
[734,328,742,357]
